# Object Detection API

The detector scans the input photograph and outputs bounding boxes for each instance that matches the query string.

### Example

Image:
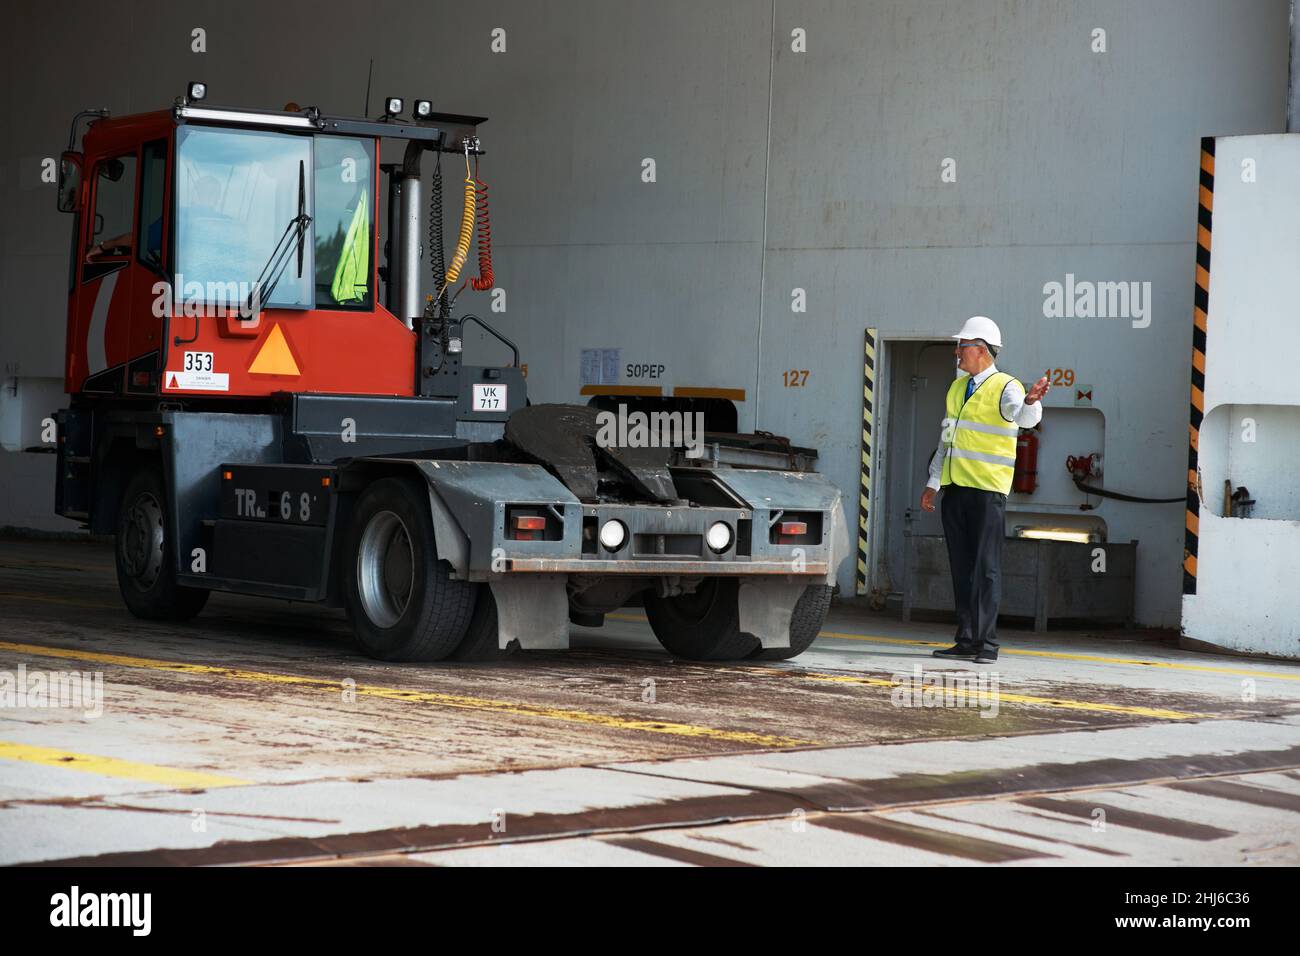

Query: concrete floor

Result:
[1,537,1298,866]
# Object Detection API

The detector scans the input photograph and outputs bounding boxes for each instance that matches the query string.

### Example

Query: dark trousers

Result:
[939,484,1006,650]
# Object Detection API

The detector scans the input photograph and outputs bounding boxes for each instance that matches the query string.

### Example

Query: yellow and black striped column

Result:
[1184,137,1214,596]
[857,328,877,596]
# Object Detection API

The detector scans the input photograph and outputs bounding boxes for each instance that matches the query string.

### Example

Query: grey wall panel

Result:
[464,240,764,406]
[0,0,1289,626]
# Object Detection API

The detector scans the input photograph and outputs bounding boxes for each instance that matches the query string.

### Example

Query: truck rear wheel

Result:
[645,579,830,662]
[644,578,760,661]
[748,584,832,660]
[114,468,209,621]
[344,477,476,661]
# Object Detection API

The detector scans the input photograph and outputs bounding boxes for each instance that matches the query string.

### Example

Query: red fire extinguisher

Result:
[1013,428,1038,494]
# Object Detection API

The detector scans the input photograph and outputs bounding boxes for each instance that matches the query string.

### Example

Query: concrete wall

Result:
[0,0,1290,625]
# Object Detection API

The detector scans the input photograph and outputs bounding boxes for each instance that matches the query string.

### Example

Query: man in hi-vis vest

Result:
[919,316,1050,663]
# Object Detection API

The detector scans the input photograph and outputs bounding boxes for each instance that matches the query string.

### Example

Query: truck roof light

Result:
[414,99,432,119]
[383,96,403,118]
[187,81,207,102]
[175,104,318,130]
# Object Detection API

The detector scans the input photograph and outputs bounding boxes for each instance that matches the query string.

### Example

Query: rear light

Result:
[771,512,822,545]
[507,509,557,541]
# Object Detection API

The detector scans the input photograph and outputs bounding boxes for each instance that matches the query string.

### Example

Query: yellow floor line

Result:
[0,740,248,789]
[0,641,810,749]
[783,672,1207,720]
[607,614,1300,682]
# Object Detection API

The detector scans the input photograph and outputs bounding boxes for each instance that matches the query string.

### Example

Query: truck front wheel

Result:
[344,477,476,661]
[114,468,209,621]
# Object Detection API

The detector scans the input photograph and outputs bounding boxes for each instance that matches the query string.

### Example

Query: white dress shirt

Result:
[925,364,1042,492]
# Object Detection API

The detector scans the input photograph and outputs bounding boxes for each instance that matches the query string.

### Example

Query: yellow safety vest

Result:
[940,371,1021,495]
[330,190,370,304]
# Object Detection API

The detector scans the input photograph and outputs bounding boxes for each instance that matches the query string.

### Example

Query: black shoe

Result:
[932,644,976,660]
[972,648,999,664]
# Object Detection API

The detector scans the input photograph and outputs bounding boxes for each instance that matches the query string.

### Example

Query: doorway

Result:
[867,338,957,604]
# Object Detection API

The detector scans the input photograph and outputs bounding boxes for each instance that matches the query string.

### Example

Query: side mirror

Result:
[57,151,82,213]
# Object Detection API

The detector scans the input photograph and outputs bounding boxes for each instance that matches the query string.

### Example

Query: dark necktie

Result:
[964,377,976,402]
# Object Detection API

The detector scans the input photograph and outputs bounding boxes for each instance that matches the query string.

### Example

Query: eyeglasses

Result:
[955,342,984,349]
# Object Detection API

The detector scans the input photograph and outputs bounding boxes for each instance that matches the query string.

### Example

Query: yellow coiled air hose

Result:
[439,151,476,299]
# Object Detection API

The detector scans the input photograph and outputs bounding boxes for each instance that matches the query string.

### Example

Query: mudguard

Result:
[409,459,579,650]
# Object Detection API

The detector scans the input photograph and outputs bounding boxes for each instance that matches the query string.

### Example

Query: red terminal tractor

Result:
[52,83,847,662]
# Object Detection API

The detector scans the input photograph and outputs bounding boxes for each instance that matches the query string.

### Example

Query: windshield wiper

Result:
[245,159,312,315]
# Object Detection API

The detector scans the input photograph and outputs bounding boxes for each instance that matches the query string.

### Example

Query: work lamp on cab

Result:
[383,96,403,118]
[187,81,207,102]
[414,99,433,119]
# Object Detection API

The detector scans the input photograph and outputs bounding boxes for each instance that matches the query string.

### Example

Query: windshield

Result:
[175,126,313,310]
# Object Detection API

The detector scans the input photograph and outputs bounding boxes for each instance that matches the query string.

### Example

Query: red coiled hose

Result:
[470,179,494,290]
[471,161,494,290]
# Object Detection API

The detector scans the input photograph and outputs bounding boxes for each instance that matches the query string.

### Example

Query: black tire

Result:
[644,578,760,661]
[449,584,520,661]
[344,477,476,661]
[748,584,833,660]
[114,467,209,621]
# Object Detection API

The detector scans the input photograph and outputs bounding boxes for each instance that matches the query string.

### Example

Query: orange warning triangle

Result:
[168,373,178,388]
[248,324,300,376]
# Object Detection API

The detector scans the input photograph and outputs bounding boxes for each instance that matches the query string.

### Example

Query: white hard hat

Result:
[952,315,1002,348]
